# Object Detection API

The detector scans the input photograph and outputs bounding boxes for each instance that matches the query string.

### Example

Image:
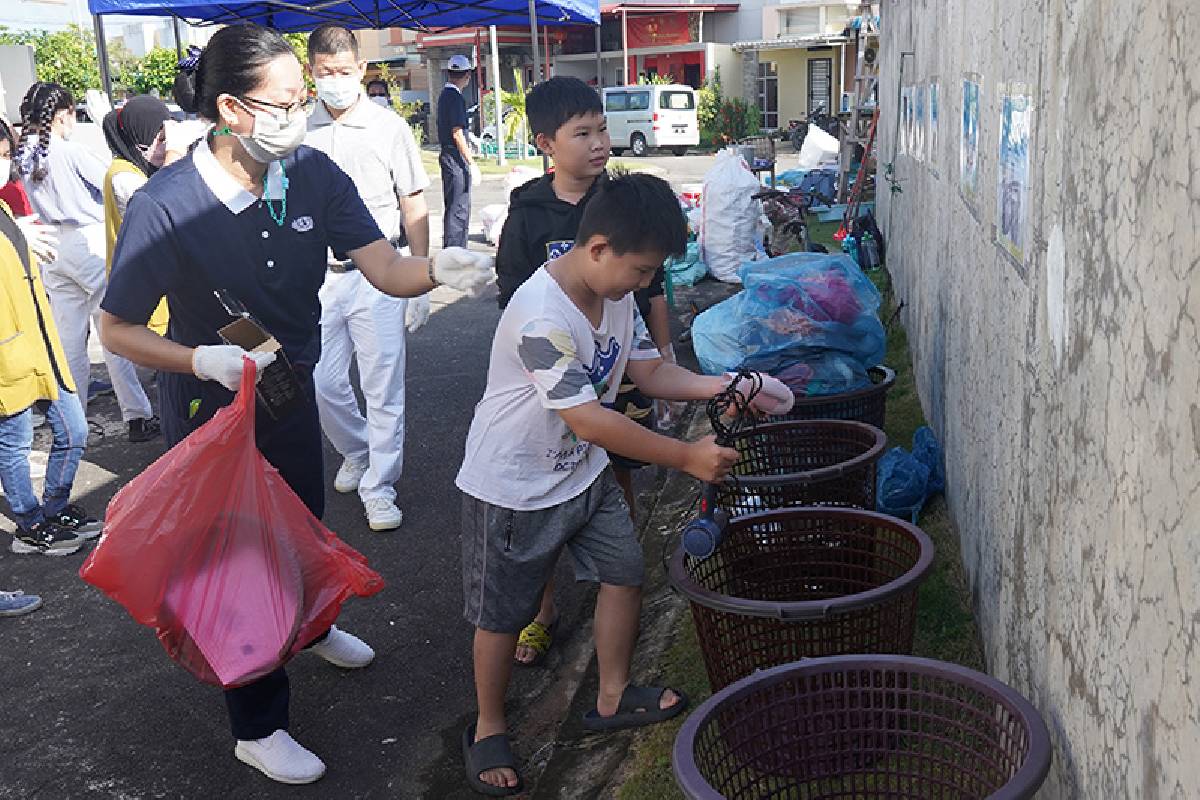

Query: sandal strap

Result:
[618,684,669,714]
[468,732,520,775]
[516,621,553,653]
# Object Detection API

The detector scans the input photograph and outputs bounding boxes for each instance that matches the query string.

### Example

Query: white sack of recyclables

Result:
[699,147,763,283]
[797,123,840,170]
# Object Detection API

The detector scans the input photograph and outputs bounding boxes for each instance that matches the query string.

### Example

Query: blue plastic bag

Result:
[876,447,930,523]
[691,253,886,381]
[912,426,945,495]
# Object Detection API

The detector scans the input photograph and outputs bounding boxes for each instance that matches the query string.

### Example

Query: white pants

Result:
[40,223,153,422]
[314,269,408,504]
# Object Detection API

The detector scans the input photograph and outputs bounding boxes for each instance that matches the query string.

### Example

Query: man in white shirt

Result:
[305,24,432,531]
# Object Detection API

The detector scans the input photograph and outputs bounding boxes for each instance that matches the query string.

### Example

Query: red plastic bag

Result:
[80,359,384,688]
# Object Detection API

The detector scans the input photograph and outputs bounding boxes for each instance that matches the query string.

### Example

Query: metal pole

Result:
[92,14,113,102]
[528,0,542,83]
[594,23,602,88]
[489,26,505,166]
[172,17,184,60]
[543,26,550,80]
[622,9,629,85]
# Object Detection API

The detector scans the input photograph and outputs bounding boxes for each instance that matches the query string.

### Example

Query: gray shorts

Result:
[462,469,645,633]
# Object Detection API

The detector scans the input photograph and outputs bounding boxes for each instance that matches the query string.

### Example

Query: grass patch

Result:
[616,252,985,800]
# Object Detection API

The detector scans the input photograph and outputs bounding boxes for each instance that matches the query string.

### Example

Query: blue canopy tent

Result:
[89,0,601,165]
[87,0,601,33]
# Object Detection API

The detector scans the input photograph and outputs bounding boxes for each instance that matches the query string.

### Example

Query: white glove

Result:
[15,215,57,264]
[192,345,277,392]
[432,248,494,298]
[469,162,483,188]
[405,293,431,333]
[728,372,795,416]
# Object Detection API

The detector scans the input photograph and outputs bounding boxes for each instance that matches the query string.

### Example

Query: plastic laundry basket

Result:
[673,654,1053,800]
[717,420,886,517]
[669,508,933,692]
[774,365,896,429]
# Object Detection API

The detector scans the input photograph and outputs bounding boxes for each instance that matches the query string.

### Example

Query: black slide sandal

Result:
[462,724,525,797]
[581,684,689,732]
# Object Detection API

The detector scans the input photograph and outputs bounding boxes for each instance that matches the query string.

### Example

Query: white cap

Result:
[447,54,473,72]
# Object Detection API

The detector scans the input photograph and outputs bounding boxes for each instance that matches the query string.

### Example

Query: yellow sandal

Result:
[515,619,557,667]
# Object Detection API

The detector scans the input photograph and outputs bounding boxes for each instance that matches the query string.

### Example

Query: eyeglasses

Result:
[239,95,306,123]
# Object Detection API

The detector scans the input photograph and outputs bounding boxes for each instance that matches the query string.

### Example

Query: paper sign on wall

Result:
[996,83,1033,266]
[960,74,982,209]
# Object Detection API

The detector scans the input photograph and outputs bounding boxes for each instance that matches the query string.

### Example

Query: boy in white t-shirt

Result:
[456,174,790,795]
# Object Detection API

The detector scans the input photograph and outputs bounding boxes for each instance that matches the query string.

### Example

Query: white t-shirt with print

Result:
[456,267,660,511]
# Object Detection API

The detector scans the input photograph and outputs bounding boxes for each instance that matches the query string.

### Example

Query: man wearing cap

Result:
[437,55,481,248]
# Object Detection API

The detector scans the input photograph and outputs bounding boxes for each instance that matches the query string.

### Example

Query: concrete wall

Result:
[875,0,1199,797]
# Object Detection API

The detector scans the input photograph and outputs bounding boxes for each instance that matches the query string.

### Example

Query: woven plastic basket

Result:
[673,654,1053,800]
[717,420,886,516]
[774,365,896,429]
[669,508,933,692]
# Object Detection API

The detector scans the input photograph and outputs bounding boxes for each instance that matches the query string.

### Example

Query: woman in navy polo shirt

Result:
[98,24,492,785]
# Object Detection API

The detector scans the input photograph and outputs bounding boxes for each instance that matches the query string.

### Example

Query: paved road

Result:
[0,139,719,799]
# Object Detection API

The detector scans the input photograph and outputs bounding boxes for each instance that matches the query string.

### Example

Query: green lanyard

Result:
[263,160,287,227]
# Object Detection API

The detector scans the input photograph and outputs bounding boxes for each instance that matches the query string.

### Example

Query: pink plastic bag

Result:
[80,360,384,688]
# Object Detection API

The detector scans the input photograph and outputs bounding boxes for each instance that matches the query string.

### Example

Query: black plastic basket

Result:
[718,420,886,516]
[669,508,933,692]
[673,654,1053,800]
[773,365,896,429]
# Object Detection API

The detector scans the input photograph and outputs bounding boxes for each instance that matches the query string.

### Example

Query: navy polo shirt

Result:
[437,84,468,152]
[102,138,383,370]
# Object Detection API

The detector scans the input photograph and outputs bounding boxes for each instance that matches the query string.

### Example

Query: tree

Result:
[282,32,315,91]
[0,25,101,100]
[122,47,179,97]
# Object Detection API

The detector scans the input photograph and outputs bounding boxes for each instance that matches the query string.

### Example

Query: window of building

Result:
[780,7,820,37]
[758,61,778,129]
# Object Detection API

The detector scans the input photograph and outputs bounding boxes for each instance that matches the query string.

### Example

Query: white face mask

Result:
[0,158,11,182]
[234,98,307,164]
[315,76,361,110]
[370,96,390,108]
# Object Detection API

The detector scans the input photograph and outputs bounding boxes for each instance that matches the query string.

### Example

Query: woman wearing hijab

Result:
[101,96,193,345]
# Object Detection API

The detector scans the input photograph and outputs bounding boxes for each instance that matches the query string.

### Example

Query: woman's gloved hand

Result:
[405,293,431,333]
[192,346,276,392]
[431,248,494,298]
[727,371,795,416]
[15,215,58,264]
[469,162,483,187]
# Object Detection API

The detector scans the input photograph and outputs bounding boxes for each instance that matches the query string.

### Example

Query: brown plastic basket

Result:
[773,365,896,429]
[673,654,1053,800]
[669,508,933,693]
[717,420,886,516]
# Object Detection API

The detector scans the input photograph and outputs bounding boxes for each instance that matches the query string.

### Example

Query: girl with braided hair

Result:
[15,81,160,446]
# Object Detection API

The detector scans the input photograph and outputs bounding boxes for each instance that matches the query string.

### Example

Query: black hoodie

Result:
[494,173,663,313]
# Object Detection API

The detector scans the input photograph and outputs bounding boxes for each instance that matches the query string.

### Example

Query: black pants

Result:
[160,369,327,740]
[440,150,470,248]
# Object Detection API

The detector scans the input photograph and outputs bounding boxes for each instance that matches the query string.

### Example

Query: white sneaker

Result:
[364,497,404,531]
[309,625,375,669]
[333,459,368,494]
[234,730,326,785]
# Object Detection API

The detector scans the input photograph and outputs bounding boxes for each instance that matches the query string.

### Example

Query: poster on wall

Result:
[960,74,982,209]
[899,86,912,155]
[928,81,940,175]
[914,84,927,163]
[996,83,1033,266]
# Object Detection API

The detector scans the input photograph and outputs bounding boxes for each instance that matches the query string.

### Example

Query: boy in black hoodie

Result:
[495,76,676,667]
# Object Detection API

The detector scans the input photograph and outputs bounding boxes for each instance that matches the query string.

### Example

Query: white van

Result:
[603,84,699,157]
